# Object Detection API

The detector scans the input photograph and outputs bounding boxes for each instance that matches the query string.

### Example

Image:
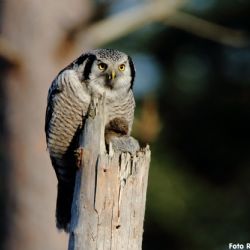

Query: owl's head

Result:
[72,49,135,96]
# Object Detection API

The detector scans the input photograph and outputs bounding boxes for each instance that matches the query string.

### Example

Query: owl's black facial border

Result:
[74,54,89,66]
[83,54,97,80]
[128,56,135,89]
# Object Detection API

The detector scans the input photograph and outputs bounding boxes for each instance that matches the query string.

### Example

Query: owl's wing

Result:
[45,56,93,231]
[45,78,62,141]
[45,68,91,155]
[45,54,90,141]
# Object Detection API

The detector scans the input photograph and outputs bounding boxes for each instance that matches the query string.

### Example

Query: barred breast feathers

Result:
[106,89,135,134]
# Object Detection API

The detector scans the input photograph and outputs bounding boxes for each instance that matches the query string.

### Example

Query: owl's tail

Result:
[56,180,75,232]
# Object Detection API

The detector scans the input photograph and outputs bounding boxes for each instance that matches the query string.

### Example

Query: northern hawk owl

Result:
[45,49,138,231]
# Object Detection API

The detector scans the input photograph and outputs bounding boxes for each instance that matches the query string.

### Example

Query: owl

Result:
[45,49,139,231]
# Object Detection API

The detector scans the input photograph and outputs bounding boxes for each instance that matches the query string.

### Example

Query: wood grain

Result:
[68,95,151,250]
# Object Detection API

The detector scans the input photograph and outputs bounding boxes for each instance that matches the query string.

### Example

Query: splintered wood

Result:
[68,95,151,250]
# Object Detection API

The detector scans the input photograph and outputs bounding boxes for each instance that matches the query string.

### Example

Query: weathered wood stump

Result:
[68,95,151,250]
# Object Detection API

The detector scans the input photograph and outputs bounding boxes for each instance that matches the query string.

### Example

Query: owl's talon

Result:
[75,147,84,168]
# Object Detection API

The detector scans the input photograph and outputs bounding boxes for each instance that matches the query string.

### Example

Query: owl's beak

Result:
[107,70,116,81]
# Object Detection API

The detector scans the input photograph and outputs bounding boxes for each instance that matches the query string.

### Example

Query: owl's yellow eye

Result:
[98,63,106,71]
[118,64,125,71]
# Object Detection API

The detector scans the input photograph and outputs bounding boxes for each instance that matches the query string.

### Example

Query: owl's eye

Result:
[98,63,107,71]
[118,64,126,71]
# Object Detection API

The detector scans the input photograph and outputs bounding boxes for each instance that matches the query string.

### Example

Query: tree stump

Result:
[68,95,151,250]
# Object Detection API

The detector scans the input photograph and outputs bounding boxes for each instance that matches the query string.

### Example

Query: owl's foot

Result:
[74,147,84,168]
[109,136,140,155]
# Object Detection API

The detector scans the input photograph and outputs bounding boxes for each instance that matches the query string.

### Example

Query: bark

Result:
[68,96,151,250]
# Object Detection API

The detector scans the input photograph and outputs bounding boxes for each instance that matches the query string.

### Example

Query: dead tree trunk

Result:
[68,95,151,250]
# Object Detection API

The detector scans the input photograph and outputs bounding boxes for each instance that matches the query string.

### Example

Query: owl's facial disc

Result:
[89,58,131,94]
[96,61,119,89]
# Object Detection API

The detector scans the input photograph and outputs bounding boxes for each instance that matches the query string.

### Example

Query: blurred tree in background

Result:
[0,0,250,249]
